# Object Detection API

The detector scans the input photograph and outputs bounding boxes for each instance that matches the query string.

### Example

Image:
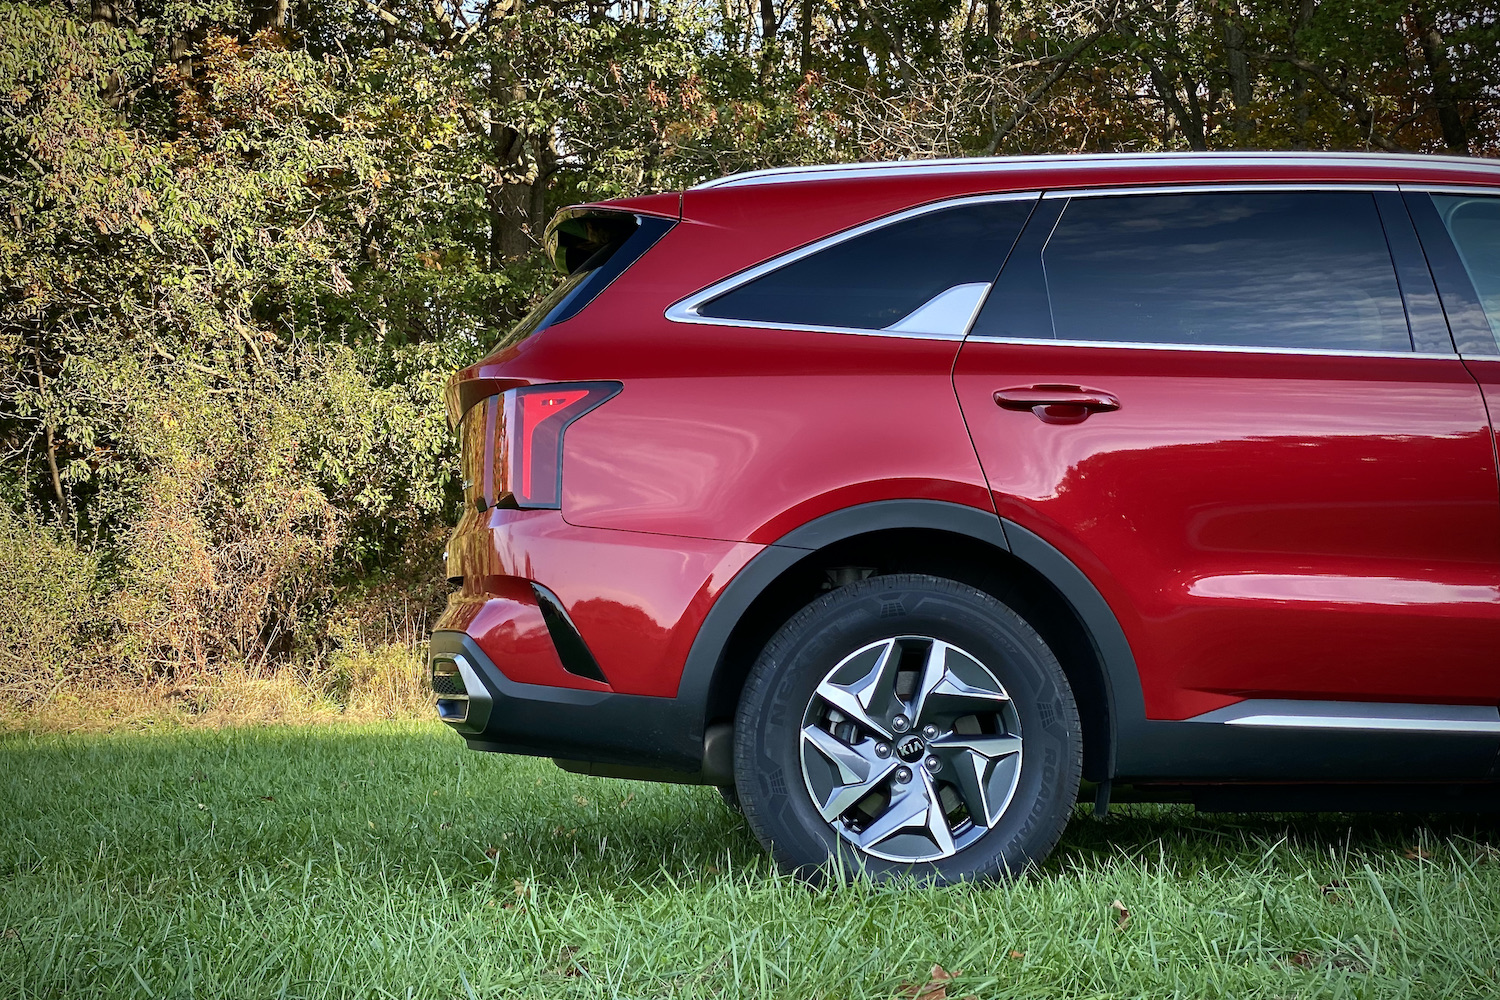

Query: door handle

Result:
[993,385,1120,424]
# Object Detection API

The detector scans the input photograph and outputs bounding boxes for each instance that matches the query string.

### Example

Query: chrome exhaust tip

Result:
[430,652,491,733]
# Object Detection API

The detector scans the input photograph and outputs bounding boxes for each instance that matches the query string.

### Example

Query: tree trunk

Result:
[1289,0,1315,149]
[487,123,536,264]
[1224,15,1254,141]
[1411,6,1468,154]
[1147,61,1208,150]
[170,31,194,78]
[33,355,72,532]
[757,0,778,84]
[249,0,289,35]
[798,0,812,77]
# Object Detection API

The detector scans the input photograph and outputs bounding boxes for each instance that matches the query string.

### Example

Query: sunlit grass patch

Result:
[0,644,431,734]
[2,722,1498,998]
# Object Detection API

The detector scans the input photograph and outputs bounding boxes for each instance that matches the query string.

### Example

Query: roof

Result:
[693,151,1500,190]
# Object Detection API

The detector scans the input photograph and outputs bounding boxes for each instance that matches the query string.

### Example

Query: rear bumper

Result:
[428,630,713,774]
[429,508,761,778]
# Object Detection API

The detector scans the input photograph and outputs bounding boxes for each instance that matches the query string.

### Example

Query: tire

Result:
[733,573,1082,884]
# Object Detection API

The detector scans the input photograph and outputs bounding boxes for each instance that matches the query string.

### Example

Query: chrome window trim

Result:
[1186,699,1500,734]
[968,336,1451,360]
[664,192,1039,341]
[694,152,1500,191]
[1041,182,1400,199]
[1399,184,1500,197]
[1011,185,1442,357]
[1461,354,1500,361]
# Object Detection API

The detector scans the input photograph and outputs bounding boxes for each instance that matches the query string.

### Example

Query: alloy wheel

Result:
[798,635,1023,863]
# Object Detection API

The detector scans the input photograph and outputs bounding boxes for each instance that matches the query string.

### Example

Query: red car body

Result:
[432,153,1500,826]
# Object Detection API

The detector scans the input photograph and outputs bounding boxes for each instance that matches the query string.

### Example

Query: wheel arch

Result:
[677,500,1145,782]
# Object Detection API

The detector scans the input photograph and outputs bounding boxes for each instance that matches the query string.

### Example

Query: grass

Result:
[0,644,432,734]
[2,722,1499,999]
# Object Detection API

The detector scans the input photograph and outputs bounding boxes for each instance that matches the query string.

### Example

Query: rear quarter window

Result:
[694,198,1036,335]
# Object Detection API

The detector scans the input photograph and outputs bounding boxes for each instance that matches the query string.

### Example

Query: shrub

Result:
[0,510,106,704]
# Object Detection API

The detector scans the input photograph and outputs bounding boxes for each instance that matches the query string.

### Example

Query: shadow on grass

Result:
[4,722,1495,889]
[1051,801,1498,874]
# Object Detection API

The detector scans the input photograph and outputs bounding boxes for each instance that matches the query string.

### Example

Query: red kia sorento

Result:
[431,152,1500,883]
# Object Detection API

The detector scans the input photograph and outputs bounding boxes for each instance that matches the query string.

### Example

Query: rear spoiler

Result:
[542,194,681,275]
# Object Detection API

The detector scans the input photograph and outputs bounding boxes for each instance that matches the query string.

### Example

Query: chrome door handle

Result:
[993,385,1120,424]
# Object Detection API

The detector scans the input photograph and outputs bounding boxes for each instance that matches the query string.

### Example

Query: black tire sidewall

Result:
[734,574,1081,883]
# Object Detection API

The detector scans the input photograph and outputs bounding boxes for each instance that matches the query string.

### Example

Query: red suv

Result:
[432,152,1500,882]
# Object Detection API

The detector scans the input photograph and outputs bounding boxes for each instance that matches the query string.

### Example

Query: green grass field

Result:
[2,721,1499,999]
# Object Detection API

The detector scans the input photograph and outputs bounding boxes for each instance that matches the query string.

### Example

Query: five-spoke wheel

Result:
[734,574,1081,883]
[800,636,1023,862]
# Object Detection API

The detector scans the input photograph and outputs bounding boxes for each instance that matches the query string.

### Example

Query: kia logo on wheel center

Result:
[897,735,926,762]
[429,152,1500,884]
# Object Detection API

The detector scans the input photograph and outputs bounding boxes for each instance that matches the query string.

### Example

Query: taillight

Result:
[495,382,619,509]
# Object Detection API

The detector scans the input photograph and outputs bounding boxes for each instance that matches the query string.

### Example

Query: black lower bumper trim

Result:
[428,631,705,773]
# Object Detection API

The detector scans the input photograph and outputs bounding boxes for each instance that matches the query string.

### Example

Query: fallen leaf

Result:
[619,793,636,808]
[513,879,530,898]
[1320,879,1347,900]
[898,964,955,1000]
[573,795,589,807]
[1475,845,1500,864]
[1290,950,1316,967]
[1008,950,1025,960]
[483,845,499,859]
[555,944,586,977]
[1403,846,1433,861]
[367,820,375,829]
[196,802,207,810]
[1110,898,1130,930]
[2,929,17,940]
[258,795,275,802]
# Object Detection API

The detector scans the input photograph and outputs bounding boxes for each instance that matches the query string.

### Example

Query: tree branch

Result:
[985,27,1106,154]
[1249,49,1407,152]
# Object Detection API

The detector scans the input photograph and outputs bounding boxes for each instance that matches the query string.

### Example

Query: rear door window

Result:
[1431,194,1500,345]
[694,198,1036,335]
[976,191,1413,353]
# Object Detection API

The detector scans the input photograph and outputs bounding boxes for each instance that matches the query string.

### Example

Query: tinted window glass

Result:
[698,199,1035,331]
[1035,192,1411,352]
[1433,195,1500,346]
[492,215,674,351]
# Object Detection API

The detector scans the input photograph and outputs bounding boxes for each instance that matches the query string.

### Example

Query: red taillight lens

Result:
[495,382,619,509]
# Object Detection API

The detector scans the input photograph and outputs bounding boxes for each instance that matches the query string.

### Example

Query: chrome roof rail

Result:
[692,151,1500,190]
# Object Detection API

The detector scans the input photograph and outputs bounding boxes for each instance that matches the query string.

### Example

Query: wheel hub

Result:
[798,635,1024,864]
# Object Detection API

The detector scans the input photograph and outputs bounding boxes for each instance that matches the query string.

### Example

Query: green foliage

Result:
[0,509,105,700]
